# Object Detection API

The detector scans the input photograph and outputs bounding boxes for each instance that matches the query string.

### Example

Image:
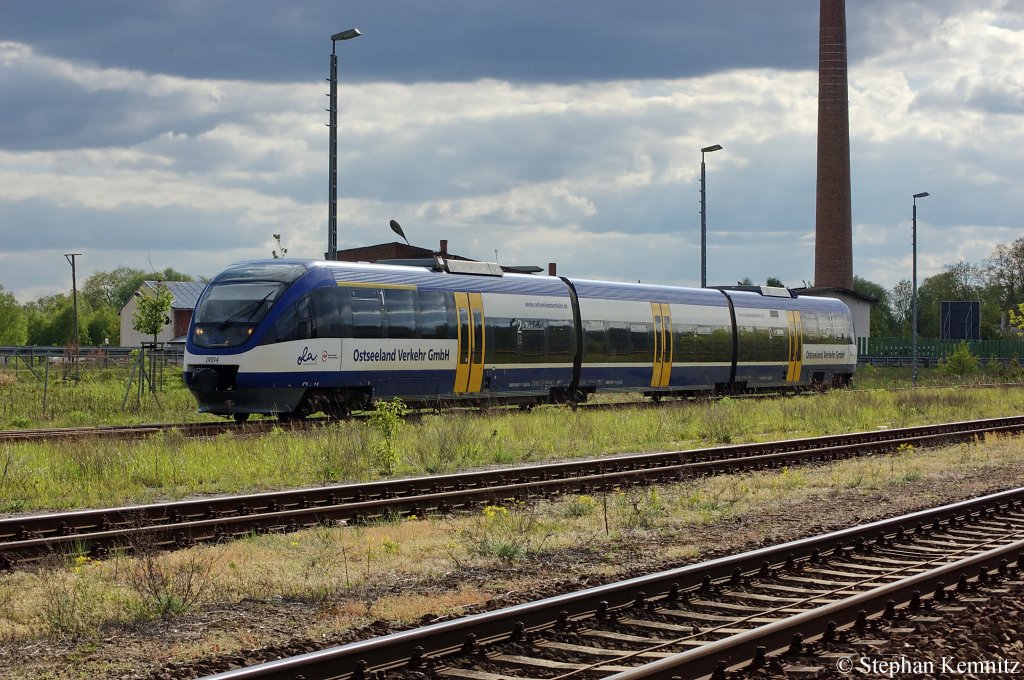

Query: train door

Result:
[785,310,803,382]
[650,302,673,388]
[454,292,486,393]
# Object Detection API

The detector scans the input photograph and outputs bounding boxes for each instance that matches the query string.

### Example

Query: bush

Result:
[940,341,979,377]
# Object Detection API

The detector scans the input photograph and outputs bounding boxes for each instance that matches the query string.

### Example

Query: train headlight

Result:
[195,327,204,336]
[247,328,253,335]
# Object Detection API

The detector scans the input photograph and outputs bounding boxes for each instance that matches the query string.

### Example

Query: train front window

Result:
[191,264,306,348]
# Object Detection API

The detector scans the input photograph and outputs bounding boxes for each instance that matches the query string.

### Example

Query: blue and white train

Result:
[183,258,856,420]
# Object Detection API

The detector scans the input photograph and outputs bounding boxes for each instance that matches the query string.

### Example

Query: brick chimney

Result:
[439,239,448,255]
[548,263,557,276]
[814,0,853,291]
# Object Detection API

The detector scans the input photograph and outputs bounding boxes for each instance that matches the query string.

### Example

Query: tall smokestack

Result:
[814,0,853,290]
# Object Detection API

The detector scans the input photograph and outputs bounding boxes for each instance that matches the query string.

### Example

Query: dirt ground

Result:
[2,449,1022,680]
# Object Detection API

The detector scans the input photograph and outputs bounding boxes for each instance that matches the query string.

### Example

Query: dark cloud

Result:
[4,0,820,84]
[0,197,246,254]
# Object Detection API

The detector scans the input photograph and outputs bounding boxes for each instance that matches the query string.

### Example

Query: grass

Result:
[2,360,1023,677]
[2,369,1024,512]
[1,430,1021,651]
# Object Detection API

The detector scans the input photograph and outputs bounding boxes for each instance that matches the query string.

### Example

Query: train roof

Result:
[217,260,849,313]
[248,258,573,297]
[568,277,727,305]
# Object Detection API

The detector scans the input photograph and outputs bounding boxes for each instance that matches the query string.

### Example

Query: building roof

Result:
[793,286,876,304]
[140,280,207,310]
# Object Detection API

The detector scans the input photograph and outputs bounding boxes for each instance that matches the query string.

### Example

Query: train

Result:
[183,258,857,420]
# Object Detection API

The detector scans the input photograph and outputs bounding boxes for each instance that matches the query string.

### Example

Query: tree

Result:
[132,283,173,344]
[853,276,896,337]
[766,276,784,287]
[82,267,147,311]
[0,286,27,345]
[983,237,1024,313]
[916,262,991,338]
[24,293,91,346]
[85,307,120,346]
[890,279,913,336]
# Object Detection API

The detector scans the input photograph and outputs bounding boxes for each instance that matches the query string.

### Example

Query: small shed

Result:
[119,281,207,346]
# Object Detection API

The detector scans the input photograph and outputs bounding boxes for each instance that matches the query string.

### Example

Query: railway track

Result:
[199,487,1024,680]
[2,416,1024,570]
[0,419,276,443]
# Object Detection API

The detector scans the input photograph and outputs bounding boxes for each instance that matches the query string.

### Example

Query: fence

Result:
[0,345,185,379]
[857,337,1024,367]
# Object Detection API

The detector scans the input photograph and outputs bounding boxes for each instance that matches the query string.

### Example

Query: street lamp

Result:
[911,191,929,387]
[699,144,723,288]
[327,28,362,261]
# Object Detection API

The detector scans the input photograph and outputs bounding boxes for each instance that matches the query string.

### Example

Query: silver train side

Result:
[183,259,857,419]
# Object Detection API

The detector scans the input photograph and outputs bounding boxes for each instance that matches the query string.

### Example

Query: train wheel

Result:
[232,412,250,423]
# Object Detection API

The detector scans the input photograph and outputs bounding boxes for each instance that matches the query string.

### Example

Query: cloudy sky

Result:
[1,0,1022,303]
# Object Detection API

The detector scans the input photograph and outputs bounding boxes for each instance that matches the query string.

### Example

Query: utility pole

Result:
[64,253,82,378]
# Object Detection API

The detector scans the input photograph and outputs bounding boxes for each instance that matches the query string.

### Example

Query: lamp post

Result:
[911,191,929,387]
[327,28,361,261]
[699,144,723,288]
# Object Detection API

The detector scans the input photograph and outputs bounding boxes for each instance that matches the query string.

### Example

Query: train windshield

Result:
[191,263,307,348]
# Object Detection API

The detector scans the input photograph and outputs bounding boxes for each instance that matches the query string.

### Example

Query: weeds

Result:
[116,524,223,620]
[617,488,668,530]
[563,494,599,518]
[369,399,407,476]
[459,503,553,561]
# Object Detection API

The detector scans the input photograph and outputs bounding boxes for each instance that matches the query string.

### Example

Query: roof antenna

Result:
[389,219,410,246]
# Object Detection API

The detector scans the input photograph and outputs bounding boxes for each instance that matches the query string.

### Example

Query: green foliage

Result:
[85,306,120,346]
[563,494,599,518]
[617,487,668,529]
[132,283,174,343]
[82,267,146,310]
[368,398,407,475]
[854,275,897,336]
[0,285,27,344]
[940,341,980,377]
[460,503,552,561]
[24,293,91,346]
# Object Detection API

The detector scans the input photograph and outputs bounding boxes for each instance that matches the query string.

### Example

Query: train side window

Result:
[819,313,836,343]
[267,300,297,343]
[607,323,628,359]
[312,287,347,337]
[584,320,607,363]
[472,309,484,363]
[835,314,853,343]
[492,318,518,363]
[694,325,712,362]
[769,326,786,359]
[419,291,448,339]
[711,325,732,363]
[351,288,384,339]
[548,322,572,363]
[296,294,315,339]
[458,308,470,364]
[520,321,545,362]
[803,312,820,342]
[383,289,417,339]
[629,323,651,362]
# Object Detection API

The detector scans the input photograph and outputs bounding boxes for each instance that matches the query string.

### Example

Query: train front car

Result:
[184,259,580,420]
[184,261,317,419]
